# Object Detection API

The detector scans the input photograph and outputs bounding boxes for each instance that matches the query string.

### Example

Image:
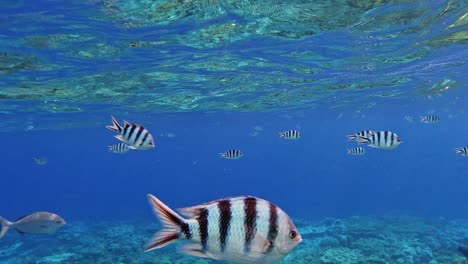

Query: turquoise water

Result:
[0,0,468,263]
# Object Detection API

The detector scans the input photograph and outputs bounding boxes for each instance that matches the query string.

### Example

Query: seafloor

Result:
[1,216,467,264]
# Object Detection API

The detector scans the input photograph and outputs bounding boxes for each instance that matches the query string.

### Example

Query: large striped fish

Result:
[105,116,155,150]
[145,194,301,264]
[357,130,402,150]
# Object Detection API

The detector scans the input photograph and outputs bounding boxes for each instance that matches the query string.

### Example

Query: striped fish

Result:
[455,147,468,156]
[420,115,440,123]
[145,194,301,263]
[108,143,130,154]
[347,147,366,155]
[279,130,301,140]
[357,131,402,150]
[105,116,155,150]
[220,149,243,159]
[33,156,48,165]
[347,130,375,141]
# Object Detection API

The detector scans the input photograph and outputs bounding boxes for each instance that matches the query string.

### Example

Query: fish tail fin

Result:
[346,134,356,141]
[346,149,351,154]
[105,116,122,133]
[0,216,12,239]
[145,194,188,252]
[279,132,284,138]
[455,148,462,154]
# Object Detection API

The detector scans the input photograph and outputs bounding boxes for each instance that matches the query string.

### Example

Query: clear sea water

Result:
[1,0,468,263]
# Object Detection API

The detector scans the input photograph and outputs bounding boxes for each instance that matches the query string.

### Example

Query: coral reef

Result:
[0,216,467,263]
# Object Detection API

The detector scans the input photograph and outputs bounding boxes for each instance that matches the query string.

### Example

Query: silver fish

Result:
[357,130,402,150]
[145,194,301,264]
[106,116,155,150]
[108,143,130,154]
[420,115,440,123]
[347,147,366,155]
[279,130,301,140]
[0,212,65,238]
[220,149,243,159]
[33,156,48,165]
[455,147,468,156]
[347,130,375,142]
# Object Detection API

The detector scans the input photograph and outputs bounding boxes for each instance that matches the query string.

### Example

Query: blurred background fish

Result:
[219,149,243,159]
[33,156,48,165]
[279,130,302,140]
[347,147,366,155]
[108,143,130,154]
[420,115,441,123]
[455,147,468,156]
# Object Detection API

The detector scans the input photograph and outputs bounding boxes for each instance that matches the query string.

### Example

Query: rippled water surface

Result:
[0,0,466,130]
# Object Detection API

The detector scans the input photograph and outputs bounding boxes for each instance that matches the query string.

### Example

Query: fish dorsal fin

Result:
[251,233,272,254]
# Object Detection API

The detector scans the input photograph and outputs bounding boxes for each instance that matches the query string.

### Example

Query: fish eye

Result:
[289,230,297,239]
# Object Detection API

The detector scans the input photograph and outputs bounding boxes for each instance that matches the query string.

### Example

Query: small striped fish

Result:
[357,131,402,150]
[420,115,440,123]
[347,147,366,155]
[347,130,375,141]
[455,147,468,156]
[279,130,301,140]
[145,194,301,263]
[220,149,243,159]
[33,156,48,165]
[105,116,155,150]
[108,143,130,154]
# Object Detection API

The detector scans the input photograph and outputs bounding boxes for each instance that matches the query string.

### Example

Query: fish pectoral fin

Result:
[251,234,272,254]
[181,244,217,259]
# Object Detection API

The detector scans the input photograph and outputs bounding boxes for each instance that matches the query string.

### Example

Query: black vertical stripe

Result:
[244,197,257,253]
[133,126,144,144]
[123,123,130,137]
[140,130,149,146]
[266,202,278,253]
[127,125,137,141]
[197,208,209,250]
[218,199,232,252]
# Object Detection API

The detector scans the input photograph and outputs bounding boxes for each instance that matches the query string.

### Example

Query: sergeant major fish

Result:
[220,149,243,159]
[108,143,130,154]
[347,147,366,155]
[105,116,155,150]
[357,131,402,150]
[279,130,301,140]
[455,147,468,156]
[0,212,66,238]
[144,194,302,264]
[420,115,440,123]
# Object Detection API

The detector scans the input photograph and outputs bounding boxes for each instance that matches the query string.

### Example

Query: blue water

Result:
[1,0,468,263]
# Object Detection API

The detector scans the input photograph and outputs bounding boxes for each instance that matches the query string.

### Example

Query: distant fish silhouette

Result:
[458,245,468,258]
[0,212,65,238]
[33,156,48,165]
